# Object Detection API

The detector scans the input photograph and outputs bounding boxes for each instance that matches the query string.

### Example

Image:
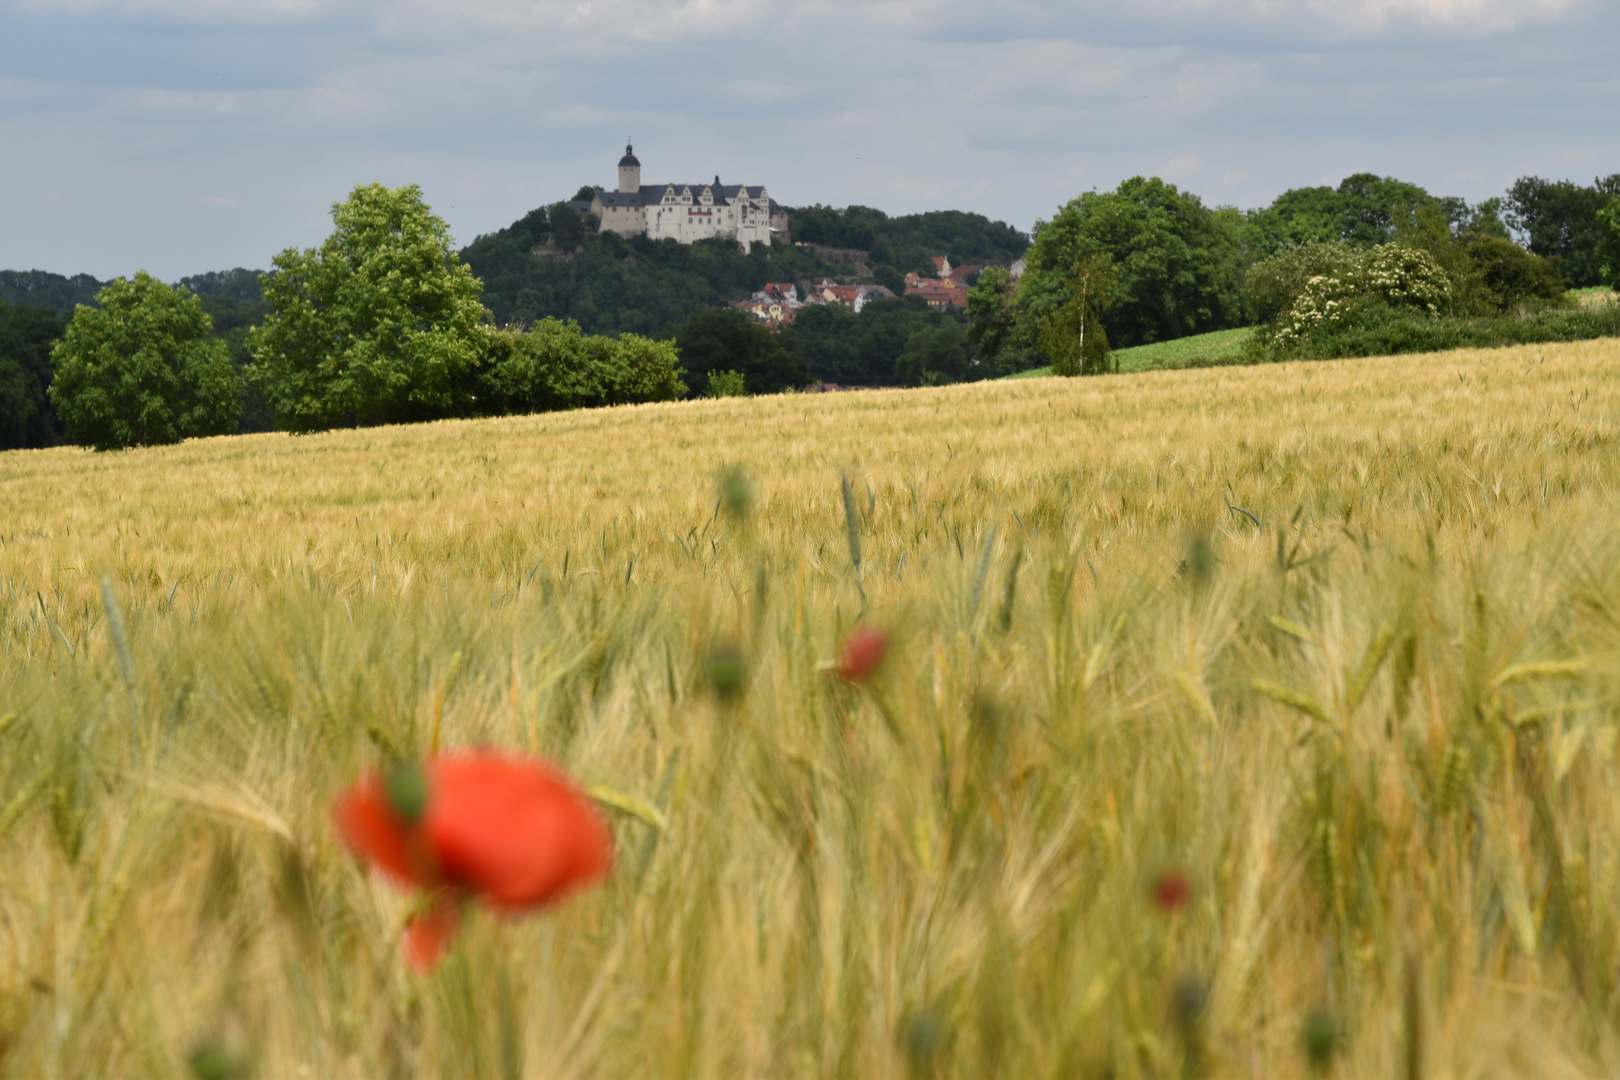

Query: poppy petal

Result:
[402,893,461,972]
[333,778,420,886]
[424,753,613,910]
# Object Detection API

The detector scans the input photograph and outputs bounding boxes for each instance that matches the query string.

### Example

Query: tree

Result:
[1242,174,1465,257]
[670,308,807,396]
[895,321,973,386]
[47,273,242,451]
[1039,255,1116,376]
[782,297,962,386]
[1022,177,1243,348]
[0,301,70,450]
[250,183,487,432]
[1504,175,1620,287]
[1599,196,1620,291]
[965,267,1024,373]
[1462,234,1566,314]
[871,265,906,297]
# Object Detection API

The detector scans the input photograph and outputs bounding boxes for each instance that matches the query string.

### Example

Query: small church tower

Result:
[618,142,641,194]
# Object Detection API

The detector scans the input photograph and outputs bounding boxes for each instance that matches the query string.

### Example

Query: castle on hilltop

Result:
[577,144,788,251]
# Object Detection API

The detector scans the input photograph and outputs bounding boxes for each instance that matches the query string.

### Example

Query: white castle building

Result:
[580,144,785,251]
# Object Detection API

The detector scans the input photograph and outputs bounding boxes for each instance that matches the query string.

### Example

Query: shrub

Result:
[1269,245,1450,353]
[1242,242,1364,325]
[483,320,685,414]
[48,273,242,451]
[706,370,747,398]
[1276,304,1620,361]
[1464,234,1568,314]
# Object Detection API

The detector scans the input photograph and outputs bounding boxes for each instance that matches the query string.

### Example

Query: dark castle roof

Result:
[618,142,640,167]
[596,182,769,209]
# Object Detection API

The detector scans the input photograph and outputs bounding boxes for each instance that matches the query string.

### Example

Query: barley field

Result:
[5,339,1620,1078]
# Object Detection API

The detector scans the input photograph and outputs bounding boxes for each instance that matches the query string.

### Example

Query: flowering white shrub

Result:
[1271,244,1451,350]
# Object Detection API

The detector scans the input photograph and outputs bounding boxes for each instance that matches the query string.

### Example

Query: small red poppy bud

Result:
[1152,867,1191,913]
[836,626,888,683]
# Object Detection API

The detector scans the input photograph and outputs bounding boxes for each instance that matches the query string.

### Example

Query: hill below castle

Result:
[458,202,1028,334]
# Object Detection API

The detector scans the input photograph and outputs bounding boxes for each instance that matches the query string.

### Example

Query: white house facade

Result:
[584,144,778,251]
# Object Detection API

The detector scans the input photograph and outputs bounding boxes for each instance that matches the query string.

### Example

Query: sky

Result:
[0,0,1615,281]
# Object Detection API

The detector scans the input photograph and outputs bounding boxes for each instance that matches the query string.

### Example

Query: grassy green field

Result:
[5,339,1620,1076]
[1573,286,1620,308]
[1004,325,1257,380]
[1005,327,1256,379]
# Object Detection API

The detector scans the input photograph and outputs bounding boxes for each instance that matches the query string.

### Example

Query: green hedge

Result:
[1272,303,1620,361]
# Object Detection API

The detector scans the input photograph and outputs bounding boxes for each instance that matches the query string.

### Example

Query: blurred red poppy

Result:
[334,751,613,970]
[836,626,888,683]
[1152,867,1191,914]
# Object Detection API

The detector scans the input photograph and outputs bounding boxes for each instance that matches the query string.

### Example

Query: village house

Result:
[753,282,799,307]
[902,257,981,310]
[583,144,784,251]
[811,283,896,314]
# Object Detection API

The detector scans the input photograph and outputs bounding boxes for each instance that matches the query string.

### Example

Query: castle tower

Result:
[618,142,641,194]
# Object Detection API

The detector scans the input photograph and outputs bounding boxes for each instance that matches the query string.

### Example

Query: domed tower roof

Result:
[618,142,640,168]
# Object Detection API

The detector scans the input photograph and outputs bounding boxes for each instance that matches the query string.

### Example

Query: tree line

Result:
[971,172,1620,375]
[2,171,1618,450]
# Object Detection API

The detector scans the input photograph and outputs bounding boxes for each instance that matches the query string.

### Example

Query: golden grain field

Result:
[5,339,1620,1078]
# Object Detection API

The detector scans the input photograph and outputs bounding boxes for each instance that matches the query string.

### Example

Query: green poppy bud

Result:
[385,762,429,825]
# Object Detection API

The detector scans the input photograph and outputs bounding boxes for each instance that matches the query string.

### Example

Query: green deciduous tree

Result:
[1463,234,1567,314]
[0,301,70,450]
[965,267,1026,373]
[1243,174,1466,257]
[1023,177,1242,348]
[895,320,973,386]
[1504,175,1620,287]
[669,308,807,396]
[1039,255,1116,376]
[47,273,242,451]
[250,183,487,432]
[1599,196,1620,291]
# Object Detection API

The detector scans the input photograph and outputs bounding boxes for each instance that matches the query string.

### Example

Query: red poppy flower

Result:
[334,751,613,970]
[1151,867,1191,914]
[835,626,888,683]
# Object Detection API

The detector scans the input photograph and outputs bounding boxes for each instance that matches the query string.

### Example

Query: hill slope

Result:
[460,203,1028,333]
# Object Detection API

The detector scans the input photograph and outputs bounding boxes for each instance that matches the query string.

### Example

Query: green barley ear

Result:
[841,473,865,610]
[968,525,997,620]
[1181,533,1214,587]
[996,546,1023,635]
[1171,975,1210,1078]
[900,1005,950,1080]
[385,761,429,825]
[707,644,746,701]
[1404,949,1425,1080]
[1302,1008,1340,1074]
[100,575,140,760]
[188,1040,250,1080]
[720,466,752,521]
